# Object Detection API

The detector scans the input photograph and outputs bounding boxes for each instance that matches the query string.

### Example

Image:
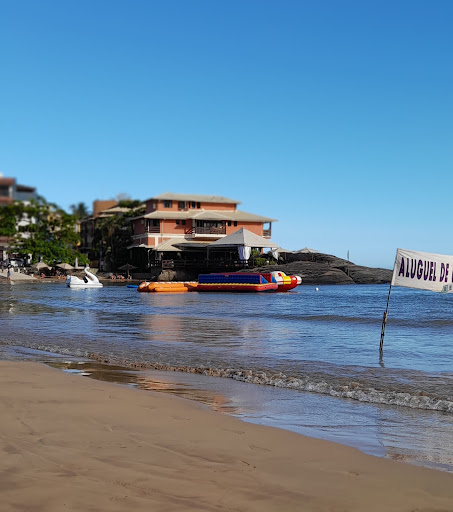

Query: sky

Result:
[1,0,452,268]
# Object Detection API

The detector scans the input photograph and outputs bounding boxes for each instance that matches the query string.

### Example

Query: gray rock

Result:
[252,252,392,285]
[144,252,392,285]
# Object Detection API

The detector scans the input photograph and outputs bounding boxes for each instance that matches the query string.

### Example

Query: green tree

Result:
[93,204,144,270]
[117,199,142,208]
[2,198,89,265]
[70,202,90,219]
[0,202,23,237]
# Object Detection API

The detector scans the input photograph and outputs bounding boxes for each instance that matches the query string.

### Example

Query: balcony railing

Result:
[185,227,226,236]
[263,229,272,237]
[145,226,160,233]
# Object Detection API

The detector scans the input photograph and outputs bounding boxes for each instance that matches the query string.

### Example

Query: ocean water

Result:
[1,281,453,471]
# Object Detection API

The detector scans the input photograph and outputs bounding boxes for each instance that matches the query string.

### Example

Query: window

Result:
[182,220,186,226]
[178,201,186,209]
[152,220,159,227]
[163,200,172,208]
[191,201,195,208]
[227,221,232,226]
[234,221,237,226]
[176,220,180,225]
[197,202,201,209]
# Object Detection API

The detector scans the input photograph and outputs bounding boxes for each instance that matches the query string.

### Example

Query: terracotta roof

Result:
[141,211,191,220]
[139,209,276,223]
[146,193,242,205]
[16,184,36,192]
[191,210,277,223]
[98,206,131,217]
[0,178,15,186]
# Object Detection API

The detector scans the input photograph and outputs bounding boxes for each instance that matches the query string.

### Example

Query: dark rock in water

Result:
[138,251,392,285]
[346,265,393,285]
[251,252,392,285]
[253,261,355,285]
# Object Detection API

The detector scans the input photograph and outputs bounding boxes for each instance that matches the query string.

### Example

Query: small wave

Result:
[3,338,453,414]
[242,312,453,329]
[85,352,453,414]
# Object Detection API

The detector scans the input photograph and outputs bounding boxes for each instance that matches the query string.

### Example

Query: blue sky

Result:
[1,1,452,268]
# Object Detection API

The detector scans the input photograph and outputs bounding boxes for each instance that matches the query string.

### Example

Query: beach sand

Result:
[1,361,453,511]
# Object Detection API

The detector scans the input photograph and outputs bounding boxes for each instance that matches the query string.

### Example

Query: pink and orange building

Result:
[130,193,276,253]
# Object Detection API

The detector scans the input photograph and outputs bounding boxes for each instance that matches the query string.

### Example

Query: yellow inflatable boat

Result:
[138,281,198,293]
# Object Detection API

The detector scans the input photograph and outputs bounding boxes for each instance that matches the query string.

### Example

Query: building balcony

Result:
[263,228,272,237]
[185,227,226,237]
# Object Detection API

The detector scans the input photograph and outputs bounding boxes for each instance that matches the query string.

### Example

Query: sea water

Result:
[1,282,453,470]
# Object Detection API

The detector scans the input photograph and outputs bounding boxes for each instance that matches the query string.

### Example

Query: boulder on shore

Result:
[131,252,393,285]
[251,252,392,285]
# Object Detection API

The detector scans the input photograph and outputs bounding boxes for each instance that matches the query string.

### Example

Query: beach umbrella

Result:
[56,263,74,270]
[118,263,137,278]
[32,262,50,270]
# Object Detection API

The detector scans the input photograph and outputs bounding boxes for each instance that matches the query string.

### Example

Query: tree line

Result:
[0,197,143,268]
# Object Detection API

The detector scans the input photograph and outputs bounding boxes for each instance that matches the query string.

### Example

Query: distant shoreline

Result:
[1,252,393,286]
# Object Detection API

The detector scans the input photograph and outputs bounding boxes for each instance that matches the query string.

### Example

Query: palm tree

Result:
[70,202,90,220]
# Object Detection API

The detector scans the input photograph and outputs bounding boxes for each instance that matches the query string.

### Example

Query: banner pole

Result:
[379,283,392,358]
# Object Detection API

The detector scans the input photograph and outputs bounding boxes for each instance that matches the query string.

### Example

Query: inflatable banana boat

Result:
[196,273,278,292]
[138,271,301,293]
[260,271,302,292]
[138,281,198,293]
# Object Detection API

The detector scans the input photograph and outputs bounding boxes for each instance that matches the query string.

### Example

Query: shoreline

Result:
[2,360,453,511]
[3,346,453,472]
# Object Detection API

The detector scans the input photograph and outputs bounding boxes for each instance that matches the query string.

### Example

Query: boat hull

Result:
[138,281,197,293]
[197,273,278,292]
[68,282,103,289]
[66,268,103,289]
[261,273,301,292]
[196,283,277,292]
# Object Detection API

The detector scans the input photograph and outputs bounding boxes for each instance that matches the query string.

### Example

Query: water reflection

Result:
[49,361,239,414]
[46,360,453,472]
[139,312,265,347]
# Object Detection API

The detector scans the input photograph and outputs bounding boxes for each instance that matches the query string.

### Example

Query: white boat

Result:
[66,267,103,288]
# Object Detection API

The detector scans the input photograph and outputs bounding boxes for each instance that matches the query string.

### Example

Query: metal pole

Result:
[379,283,392,358]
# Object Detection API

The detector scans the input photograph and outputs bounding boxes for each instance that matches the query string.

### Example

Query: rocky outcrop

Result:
[127,252,392,285]
[251,252,392,285]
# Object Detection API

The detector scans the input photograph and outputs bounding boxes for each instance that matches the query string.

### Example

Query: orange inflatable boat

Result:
[138,281,198,293]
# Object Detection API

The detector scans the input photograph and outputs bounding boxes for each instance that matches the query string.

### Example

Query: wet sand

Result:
[1,361,453,511]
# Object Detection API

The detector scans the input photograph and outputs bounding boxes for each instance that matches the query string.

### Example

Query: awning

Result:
[208,227,278,249]
[154,239,210,252]
[154,239,185,252]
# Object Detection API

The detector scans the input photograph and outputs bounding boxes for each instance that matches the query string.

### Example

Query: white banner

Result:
[391,248,453,292]
[238,245,251,261]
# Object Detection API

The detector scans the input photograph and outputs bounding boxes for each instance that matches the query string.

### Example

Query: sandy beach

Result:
[1,361,453,511]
